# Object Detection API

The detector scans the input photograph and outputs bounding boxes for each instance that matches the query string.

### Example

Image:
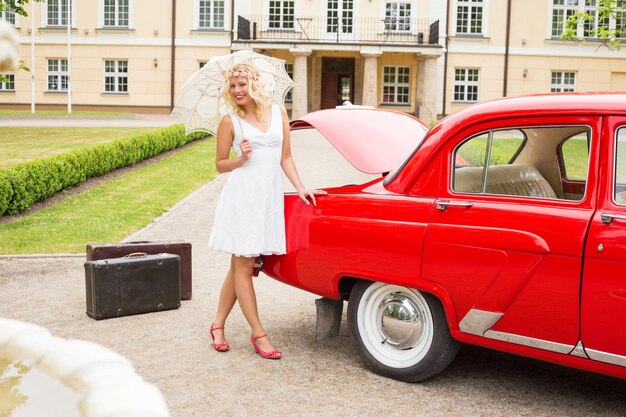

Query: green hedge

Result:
[0,124,206,216]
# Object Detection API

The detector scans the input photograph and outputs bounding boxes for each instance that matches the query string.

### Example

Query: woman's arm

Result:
[279,106,327,205]
[215,115,251,173]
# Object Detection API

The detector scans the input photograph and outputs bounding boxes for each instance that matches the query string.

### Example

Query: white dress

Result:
[208,104,286,257]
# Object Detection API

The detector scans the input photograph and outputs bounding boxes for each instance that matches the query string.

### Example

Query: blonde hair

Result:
[221,63,270,121]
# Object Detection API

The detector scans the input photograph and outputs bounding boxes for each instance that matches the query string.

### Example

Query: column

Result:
[360,49,382,107]
[289,48,312,119]
[417,57,437,123]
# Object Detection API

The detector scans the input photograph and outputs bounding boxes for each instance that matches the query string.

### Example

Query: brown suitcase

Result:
[86,240,192,300]
[84,253,181,320]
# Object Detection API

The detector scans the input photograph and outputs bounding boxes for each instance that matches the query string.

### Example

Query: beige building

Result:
[444,0,626,116]
[0,0,444,121]
[0,1,624,118]
[0,0,233,113]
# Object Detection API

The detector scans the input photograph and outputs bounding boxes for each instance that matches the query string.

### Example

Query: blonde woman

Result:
[208,63,325,359]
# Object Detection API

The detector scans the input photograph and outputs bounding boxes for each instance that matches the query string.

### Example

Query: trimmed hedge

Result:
[0,124,207,216]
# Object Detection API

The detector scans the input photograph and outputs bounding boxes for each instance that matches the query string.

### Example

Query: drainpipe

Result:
[503,0,512,97]
[441,0,451,117]
[170,0,176,111]
[230,0,235,49]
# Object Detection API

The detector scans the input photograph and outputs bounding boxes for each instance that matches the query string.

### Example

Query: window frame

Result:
[613,125,626,205]
[1,10,17,25]
[325,0,354,35]
[46,58,69,92]
[551,70,577,93]
[284,62,293,102]
[46,0,69,26]
[454,0,486,36]
[550,0,626,39]
[383,1,413,33]
[103,59,128,94]
[0,74,15,91]
[557,130,591,183]
[453,68,480,103]
[382,65,411,105]
[103,0,130,27]
[196,0,225,30]
[268,0,295,30]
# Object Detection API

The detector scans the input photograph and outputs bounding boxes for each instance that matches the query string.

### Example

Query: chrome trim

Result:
[601,213,626,224]
[586,348,626,367]
[484,330,574,354]
[570,340,589,359]
[436,200,474,211]
[459,309,503,336]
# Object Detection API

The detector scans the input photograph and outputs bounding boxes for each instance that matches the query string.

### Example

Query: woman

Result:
[208,63,325,359]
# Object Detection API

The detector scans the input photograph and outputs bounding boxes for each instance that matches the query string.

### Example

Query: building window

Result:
[382,66,410,104]
[104,0,129,27]
[0,74,15,91]
[199,0,224,29]
[551,71,576,92]
[269,1,294,30]
[47,59,69,91]
[384,2,412,32]
[104,60,128,93]
[327,0,353,34]
[285,63,293,102]
[1,10,16,25]
[551,0,625,38]
[47,0,69,26]
[456,0,484,35]
[198,61,207,69]
[454,68,479,102]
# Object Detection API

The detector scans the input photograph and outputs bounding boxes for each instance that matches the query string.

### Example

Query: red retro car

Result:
[262,93,626,382]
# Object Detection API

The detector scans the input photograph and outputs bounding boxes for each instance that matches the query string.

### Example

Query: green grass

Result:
[0,110,132,116]
[0,138,217,254]
[0,127,157,169]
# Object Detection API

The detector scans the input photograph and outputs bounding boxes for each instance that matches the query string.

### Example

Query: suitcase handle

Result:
[124,252,148,258]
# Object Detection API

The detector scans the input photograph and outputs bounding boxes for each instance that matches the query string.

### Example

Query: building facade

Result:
[444,0,626,116]
[0,1,625,118]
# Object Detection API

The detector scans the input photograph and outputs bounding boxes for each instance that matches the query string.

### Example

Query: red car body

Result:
[263,93,626,382]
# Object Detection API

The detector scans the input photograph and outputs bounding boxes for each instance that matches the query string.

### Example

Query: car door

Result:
[421,116,600,353]
[581,117,626,366]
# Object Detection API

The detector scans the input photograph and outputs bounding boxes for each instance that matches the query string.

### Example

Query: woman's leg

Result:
[232,255,278,352]
[212,256,237,345]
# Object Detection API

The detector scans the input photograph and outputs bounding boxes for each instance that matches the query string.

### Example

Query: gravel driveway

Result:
[1,128,626,417]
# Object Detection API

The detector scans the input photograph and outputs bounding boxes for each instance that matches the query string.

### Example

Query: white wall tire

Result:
[347,281,460,382]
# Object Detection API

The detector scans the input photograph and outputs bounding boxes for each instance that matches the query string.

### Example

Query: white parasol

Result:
[172,50,295,135]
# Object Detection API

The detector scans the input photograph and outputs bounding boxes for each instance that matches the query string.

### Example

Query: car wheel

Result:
[347,280,460,382]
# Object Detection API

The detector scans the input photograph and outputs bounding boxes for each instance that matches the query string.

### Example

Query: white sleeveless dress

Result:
[208,104,286,257]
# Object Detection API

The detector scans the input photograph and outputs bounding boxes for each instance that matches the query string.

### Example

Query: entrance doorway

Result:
[321,58,355,109]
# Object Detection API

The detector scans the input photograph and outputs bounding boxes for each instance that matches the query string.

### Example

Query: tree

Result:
[561,0,626,50]
[0,0,43,17]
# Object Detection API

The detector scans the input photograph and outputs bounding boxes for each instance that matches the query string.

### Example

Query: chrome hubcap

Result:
[378,293,423,349]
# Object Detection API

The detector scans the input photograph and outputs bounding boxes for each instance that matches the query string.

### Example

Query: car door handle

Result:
[436,200,474,211]
[601,213,626,224]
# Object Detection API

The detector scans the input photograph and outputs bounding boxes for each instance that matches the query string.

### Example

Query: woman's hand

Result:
[240,138,252,161]
[297,188,328,206]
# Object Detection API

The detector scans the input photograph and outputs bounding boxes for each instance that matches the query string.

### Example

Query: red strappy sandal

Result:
[210,324,230,352]
[250,333,282,359]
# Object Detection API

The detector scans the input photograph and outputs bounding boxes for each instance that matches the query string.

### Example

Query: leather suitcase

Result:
[86,240,192,300]
[84,253,181,320]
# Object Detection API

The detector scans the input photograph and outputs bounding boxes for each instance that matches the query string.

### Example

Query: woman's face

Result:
[229,76,252,106]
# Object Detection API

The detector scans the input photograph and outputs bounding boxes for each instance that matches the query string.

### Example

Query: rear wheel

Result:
[347,280,460,382]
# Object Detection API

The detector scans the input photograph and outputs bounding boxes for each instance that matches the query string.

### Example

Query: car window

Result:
[452,127,575,200]
[560,132,589,181]
[615,127,626,205]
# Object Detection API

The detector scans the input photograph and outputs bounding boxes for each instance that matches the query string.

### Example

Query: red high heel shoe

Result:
[250,333,282,359]
[210,324,230,352]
